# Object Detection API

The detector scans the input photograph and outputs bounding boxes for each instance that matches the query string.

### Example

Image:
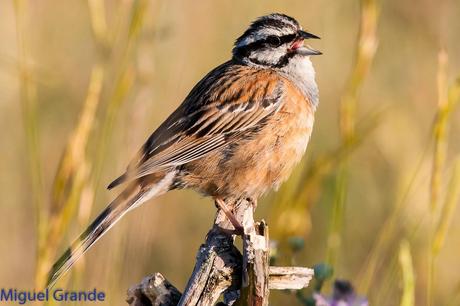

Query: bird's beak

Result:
[298,30,322,55]
[298,45,322,56]
[299,30,320,40]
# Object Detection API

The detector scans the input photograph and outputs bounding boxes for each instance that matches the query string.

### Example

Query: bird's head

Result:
[233,13,321,68]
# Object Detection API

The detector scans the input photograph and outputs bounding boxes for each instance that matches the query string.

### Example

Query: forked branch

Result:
[127,198,313,306]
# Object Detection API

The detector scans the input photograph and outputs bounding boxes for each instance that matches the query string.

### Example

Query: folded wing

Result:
[108,63,285,189]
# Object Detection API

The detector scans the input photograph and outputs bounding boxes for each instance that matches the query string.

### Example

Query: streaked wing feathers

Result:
[111,62,285,187]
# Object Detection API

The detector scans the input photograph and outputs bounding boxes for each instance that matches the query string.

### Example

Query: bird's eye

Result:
[266,35,281,47]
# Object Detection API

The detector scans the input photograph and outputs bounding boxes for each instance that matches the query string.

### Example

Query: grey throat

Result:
[277,55,319,109]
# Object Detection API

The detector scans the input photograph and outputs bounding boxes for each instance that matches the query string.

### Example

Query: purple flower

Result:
[313,280,368,306]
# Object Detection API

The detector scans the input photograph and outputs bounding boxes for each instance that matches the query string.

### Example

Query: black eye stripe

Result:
[277,33,298,45]
[266,35,281,46]
[260,33,297,46]
[236,33,298,54]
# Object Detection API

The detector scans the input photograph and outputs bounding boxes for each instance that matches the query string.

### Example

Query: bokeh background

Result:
[1,0,460,305]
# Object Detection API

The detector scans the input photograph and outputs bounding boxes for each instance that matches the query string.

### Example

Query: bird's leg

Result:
[215,198,244,235]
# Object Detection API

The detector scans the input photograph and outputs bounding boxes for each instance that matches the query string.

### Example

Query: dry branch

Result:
[127,198,313,306]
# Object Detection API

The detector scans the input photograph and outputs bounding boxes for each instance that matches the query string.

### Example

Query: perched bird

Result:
[47,13,321,288]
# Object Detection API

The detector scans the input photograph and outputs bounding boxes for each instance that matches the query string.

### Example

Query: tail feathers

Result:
[107,173,127,190]
[46,183,143,289]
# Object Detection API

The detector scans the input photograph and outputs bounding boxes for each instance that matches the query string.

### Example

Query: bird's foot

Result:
[215,198,244,235]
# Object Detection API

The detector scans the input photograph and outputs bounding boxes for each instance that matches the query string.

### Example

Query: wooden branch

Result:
[178,227,241,306]
[127,268,314,306]
[127,197,314,306]
[268,267,314,290]
[237,220,270,306]
[127,273,181,306]
[177,198,252,306]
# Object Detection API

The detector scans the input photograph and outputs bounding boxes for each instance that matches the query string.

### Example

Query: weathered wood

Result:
[127,273,181,306]
[237,220,270,306]
[178,226,241,306]
[268,266,314,290]
[127,267,314,306]
[127,197,314,306]
[178,198,252,306]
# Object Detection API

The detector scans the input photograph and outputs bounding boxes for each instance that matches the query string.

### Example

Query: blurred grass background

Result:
[1,0,460,305]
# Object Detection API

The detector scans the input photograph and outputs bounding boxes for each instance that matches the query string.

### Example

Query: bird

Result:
[47,13,321,288]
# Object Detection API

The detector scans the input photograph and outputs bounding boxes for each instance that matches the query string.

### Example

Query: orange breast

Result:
[183,79,315,199]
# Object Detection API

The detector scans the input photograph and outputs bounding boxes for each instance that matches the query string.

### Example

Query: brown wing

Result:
[108,61,286,189]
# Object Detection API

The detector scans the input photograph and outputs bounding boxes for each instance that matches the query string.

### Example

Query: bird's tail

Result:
[46,177,166,288]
